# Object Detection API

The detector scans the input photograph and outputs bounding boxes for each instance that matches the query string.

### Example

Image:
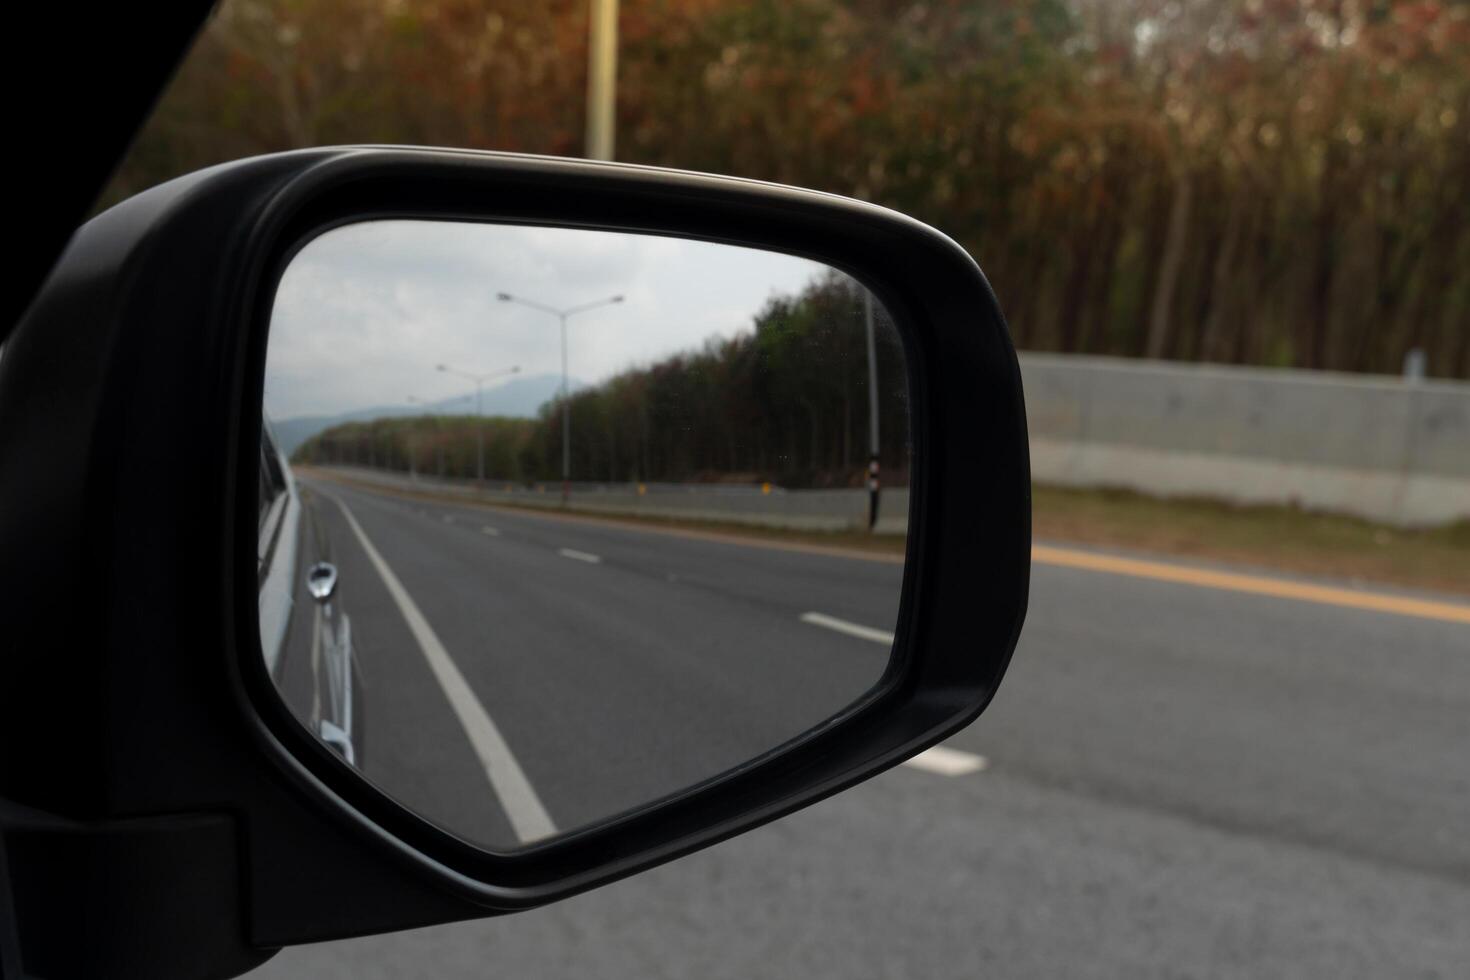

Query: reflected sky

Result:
[266,221,830,420]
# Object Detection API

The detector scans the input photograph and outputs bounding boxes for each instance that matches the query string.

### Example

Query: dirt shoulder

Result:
[1031,485,1469,598]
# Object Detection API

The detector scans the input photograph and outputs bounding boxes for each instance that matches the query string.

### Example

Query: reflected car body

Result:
[257,420,361,766]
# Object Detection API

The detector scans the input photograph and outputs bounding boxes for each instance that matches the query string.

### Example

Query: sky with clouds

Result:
[264,220,836,420]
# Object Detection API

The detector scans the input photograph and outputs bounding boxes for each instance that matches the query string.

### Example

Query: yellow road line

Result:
[308,471,1468,625]
[1033,544,1470,626]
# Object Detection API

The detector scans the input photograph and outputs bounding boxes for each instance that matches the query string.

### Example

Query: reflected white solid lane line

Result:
[799,611,894,645]
[903,746,989,777]
[480,526,500,537]
[309,604,323,726]
[327,491,557,844]
[558,548,602,564]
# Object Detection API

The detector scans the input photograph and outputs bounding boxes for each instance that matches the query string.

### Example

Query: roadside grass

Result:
[1031,485,1470,597]
[310,468,1469,598]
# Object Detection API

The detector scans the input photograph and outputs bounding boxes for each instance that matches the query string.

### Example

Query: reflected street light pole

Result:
[497,292,623,504]
[864,290,881,531]
[433,365,520,482]
[405,395,435,481]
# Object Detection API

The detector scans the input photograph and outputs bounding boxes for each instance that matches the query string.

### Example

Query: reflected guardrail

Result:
[312,466,911,534]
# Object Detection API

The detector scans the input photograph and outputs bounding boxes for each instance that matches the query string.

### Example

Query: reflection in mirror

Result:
[260,221,911,850]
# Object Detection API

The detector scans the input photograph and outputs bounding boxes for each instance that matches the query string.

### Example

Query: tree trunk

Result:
[1304,139,1346,370]
[1057,231,1096,353]
[807,403,820,473]
[1080,188,1126,355]
[1201,191,1245,363]
[1305,208,1336,370]
[842,388,851,471]
[1146,173,1192,360]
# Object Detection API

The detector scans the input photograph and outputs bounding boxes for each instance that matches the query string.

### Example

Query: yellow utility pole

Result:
[585,0,618,160]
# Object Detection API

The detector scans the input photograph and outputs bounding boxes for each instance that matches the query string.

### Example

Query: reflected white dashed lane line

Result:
[799,611,894,645]
[480,526,500,537]
[326,491,557,844]
[558,548,602,564]
[904,746,989,777]
[800,611,989,778]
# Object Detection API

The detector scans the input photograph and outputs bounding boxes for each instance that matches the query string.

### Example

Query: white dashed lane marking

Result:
[799,611,894,645]
[558,548,602,564]
[903,746,989,777]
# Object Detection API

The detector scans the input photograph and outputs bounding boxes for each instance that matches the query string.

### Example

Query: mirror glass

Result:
[259,220,911,850]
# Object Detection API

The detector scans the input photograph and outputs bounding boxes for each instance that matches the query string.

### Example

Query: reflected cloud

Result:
[266,221,828,420]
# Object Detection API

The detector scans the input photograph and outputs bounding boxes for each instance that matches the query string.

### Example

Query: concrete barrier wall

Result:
[311,354,1468,531]
[1019,353,1470,526]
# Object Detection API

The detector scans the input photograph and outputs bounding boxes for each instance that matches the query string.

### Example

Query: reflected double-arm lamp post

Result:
[405,395,435,481]
[496,292,624,504]
[433,365,520,483]
[411,393,473,477]
[864,290,881,530]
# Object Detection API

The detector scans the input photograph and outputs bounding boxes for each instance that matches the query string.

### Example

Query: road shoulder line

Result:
[312,473,1470,626]
[1034,544,1470,626]
[326,489,558,844]
[800,612,895,645]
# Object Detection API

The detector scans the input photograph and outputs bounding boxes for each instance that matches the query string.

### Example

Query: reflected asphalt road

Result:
[257,477,1470,978]
[285,477,897,848]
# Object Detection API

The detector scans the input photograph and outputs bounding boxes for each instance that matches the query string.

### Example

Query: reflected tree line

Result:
[111,0,1470,379]
[292,273,911,487]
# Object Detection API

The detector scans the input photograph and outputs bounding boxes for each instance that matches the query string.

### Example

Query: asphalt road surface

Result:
[277,476,900,848]
[256,476,1470,978]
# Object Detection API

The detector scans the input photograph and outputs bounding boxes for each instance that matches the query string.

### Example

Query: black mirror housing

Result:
[0,149,1029,975]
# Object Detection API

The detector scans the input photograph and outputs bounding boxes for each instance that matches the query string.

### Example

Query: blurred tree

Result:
[112,0,1470,379]
[294,270,911,487]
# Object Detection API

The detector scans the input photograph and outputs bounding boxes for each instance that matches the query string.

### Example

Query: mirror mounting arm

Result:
[0,800,274,978]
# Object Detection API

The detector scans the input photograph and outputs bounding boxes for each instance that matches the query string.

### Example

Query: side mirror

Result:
[305,562,337,604]
[0,148,1029,977]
